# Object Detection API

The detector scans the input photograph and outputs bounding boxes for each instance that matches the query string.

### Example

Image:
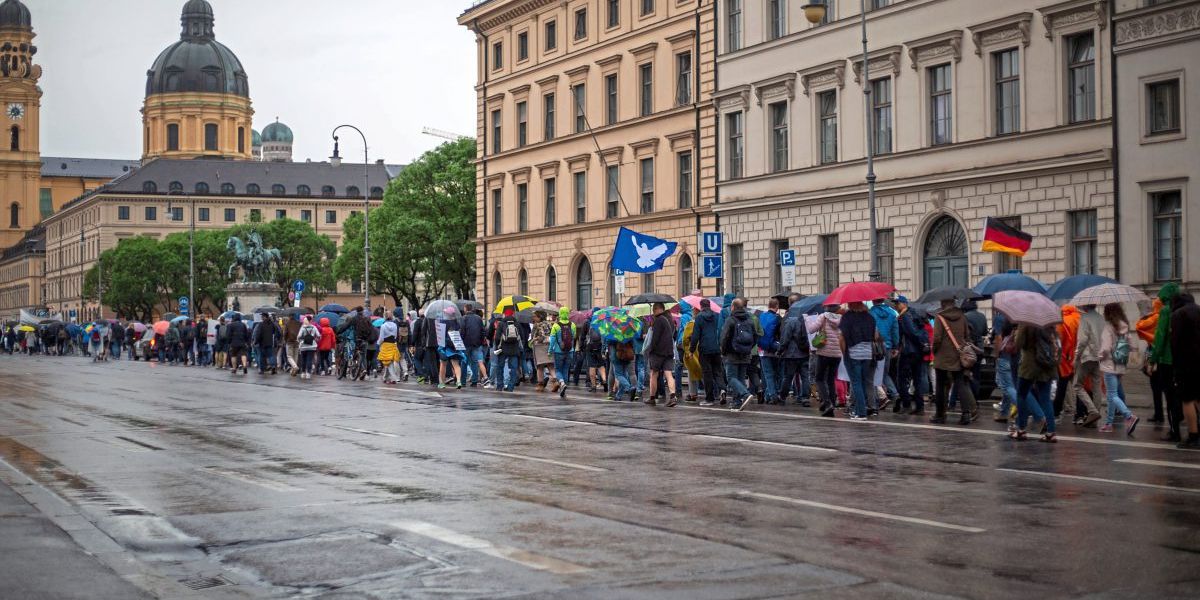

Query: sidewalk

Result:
[0,476,154,600]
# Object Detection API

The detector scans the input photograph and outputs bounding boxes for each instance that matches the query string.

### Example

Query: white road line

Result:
[473,450,608,472]
[326,424,399,438]
[736,491,985,533]
[201,467,304,492]
[1115,458,1200,471]
[694,434,837,453]
[996,468,1200,494]
[393,520,589,574]
[508,413,597,427]
[377,387,443,399]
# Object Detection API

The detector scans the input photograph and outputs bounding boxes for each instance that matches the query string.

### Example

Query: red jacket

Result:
[317,318,336,351]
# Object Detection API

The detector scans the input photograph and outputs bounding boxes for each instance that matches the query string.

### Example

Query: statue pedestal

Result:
[226,282,283,314]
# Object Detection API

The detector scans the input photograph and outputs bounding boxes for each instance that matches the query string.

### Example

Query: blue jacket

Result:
[689,309,721,355]
[897,309,927,356]
[677,303,693,345]
[758,310,780,352]
[717,293,736,331]
[870,304,900,351]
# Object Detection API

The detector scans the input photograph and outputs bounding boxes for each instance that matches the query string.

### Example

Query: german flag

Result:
[981,217,1033,257]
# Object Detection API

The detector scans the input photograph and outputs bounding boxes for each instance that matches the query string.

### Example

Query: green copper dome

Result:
[262,120,293,144]
[251,128,262,147]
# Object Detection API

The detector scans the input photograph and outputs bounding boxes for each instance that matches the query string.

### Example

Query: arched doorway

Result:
[575,258,593,311]
[923,216,969,292]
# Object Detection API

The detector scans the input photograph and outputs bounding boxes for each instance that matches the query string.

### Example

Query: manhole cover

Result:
[180,575,233,590]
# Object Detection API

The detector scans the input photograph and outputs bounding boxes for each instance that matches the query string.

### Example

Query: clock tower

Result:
[0,0,41,249]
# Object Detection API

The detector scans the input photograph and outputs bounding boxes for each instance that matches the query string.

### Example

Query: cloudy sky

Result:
[30,0,478,165]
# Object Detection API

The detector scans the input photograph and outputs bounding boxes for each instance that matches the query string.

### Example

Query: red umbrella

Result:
[152,320,170,336]
[824,282,896,306]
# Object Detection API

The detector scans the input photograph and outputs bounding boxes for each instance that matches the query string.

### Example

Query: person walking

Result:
[530,311,554,392]
[932,299,978,425]
[495,308,524,392]
[422,309,441,385]
[1136,297,1166,424]
[1011,323,1060,443]
[297,316,321,380]
[284,314,301,376]
[1150,283,1183,442]
[376,314,401,384]
[962,299,988,400]
[1055,305,1081,422]
[690,298,723,407]
[164,322,181,365]
[840,301,879,421]
[758,299,783,405]
[870,298,900,410]
[1072,304,1106,427]
[809,304,843,417]
[1171,292,1200,449]
[720,299,759,412]
[461,308,487,386]
[438,309,467,390]
[896,297,929,416]
[549,307,575,399]
[412,313,428,384]
[226,314,249,375]
[316,316,336,375]
[583,315,607,393]
[1098,304,1138,435]
[992,312,1019,425]
[776,301,811,407]
[253,314,280,374]
[645,302,678,407]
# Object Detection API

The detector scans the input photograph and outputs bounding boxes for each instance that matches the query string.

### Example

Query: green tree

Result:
[160,229,231,315]
[84,236,180,322]
[227,219,338,302]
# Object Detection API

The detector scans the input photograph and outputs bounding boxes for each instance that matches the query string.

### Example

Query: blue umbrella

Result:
[973,271,1047,297]
[219,310,242,320]
[170,315,189,324]
[66,323,82,336]
[319,303,349,314]
[791,294,830,316]
[315,311,340,328]
[1046,274,1117,302]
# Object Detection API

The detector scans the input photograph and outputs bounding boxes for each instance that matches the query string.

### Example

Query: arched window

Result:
[272,184,286,196]
[168,181,183,193]
[321,185,335,197]
[8,202,17,228]
[370,186,385,199]
[142,181,158,194]
[678,254,693,298]
[346,186,361,198]
[546,266,558,302]
[246,183,261,195]
[195,182,209,194]
[9,125,17,151]
[575,258,592,311]
[517,268,528,296]
[297,185,311,196]
[493,272,503,304]
[221,183,235,195]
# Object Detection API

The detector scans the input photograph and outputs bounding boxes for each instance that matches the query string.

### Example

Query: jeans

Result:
[760,355,781,401]
[635,355,647,393]
[815,355,840,410]
[1103,372,1132,425]
[996,355,1018,419]
[553,353,571,383]
[724,362,751,400]
[897,353,926,412]
[184,344,195,365]
[257,344,275,373]
[300,349,316,374]
[467,346,486,384]
[499,354,520,391]
[1016,378,1054,433]
[845,358,874,417]
[611,357,633,399]
[110,341,122,360]
[699,353,723,403]
[489,349,503,387]
[778,357,809,403]
[424,347,439,382]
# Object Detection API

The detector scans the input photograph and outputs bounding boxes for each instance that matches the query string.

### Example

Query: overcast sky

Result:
[29,0,478,165]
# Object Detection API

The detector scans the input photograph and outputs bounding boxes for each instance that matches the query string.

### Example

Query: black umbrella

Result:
[283,306,313,317]
[319,303,350,315]
[771,292,793,309]
[624,293,676,306]
[916,286,980,305]
[455,299,482,313]
[253,305,280,315]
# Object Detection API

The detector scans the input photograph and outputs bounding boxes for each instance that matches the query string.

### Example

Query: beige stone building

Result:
[459,0,717,310]
[712,0,1118,299]
[0,225,42,318]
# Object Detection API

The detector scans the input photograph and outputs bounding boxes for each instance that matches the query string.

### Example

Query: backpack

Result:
[615,341,635,362]
[1034,330,1058,372]
[300,325,316,346]
[90,329,100,342]
[731,318,756,355]
[558,323,574,352]
[503,321,520,344]
[397,321,410,343]
[1112,332,1131,366]
[587,327,603,353]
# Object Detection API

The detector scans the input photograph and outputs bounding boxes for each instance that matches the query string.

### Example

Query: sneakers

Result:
[1082,412,1102,428]
[699,401,716,407]
[1125,415,1140,437]
[666,394,678,408]
[849,415,869,422]
[1098,423,1114,433]
[559,385,567,399]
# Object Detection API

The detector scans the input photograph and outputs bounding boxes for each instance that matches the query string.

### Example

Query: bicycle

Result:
[336,340,368,381]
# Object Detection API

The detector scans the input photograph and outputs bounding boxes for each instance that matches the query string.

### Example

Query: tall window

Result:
[729,244,744,296]
[676,51,692,105]
[544,93,556,141]
[198,207,210,222]
[491,109,502,154]
[607,0,620,28]
[517,183,528,232]
[677,151,693,208]
[769,101,789,172]
[994,48,1021,135]
[678,254,693,298]
[771,239,788,293]
[574,171,587,223]
[117,206,130,221]
[38,189,52,218]
[204,123,218,151]
[1066,32,1095,123]
[574,7,587,40]
[877,229,894,284]
[516,101,528,147]
[300,209,311,223]
[639,158,654,214]
[1069,210,1097,275]
[870,0,888,9]
[8,125,16,150]
[227,208,238,222]
[641,0,655,16]
[492,188,502,235]
[606,165,620,218]
[1148,79,1181,135]
[544,177,557,228]
[995,216,1022,273]
[641,273,655,295]
[8,202,16,228]
[726,112,744,178]
[929,64,952,146]
[517,31,529,62]
[492,41,503,70]
[238,127,245,153]
[1152,190,1182,281]
[820,234,839,293]
[573,84,587,133]
[769,0,786,40]
[576,258,593,311]
[171,206,184,220]
[275,209,286,220]
[819,0,835,24]
[545,20,557,51]
[819,90,838,164]
[639,63,654,117]
[145,207,157,221]
[546,266,558,302]
[871,78,892,155]
[167,124,180,151]
[727,0,742,52]
[605,74,619,125]
[518,269,529,296]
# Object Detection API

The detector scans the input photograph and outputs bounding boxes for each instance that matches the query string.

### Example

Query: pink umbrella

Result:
[152,320,170,336]
[130,322,147,333]
[680,294,719,310]
[569,310,590,326]
[993,291,1063,328]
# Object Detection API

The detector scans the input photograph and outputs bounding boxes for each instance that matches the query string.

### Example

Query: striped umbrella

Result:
[493,295,538,314]
[993,291,1063,328]
[1070,283,1150,308]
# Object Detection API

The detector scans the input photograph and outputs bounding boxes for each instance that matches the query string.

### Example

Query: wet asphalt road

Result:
[1,355,1199,600]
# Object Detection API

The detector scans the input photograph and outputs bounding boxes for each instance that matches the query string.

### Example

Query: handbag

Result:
[872,339,886,362]
[936,315,979,369]
[811,317,828,348]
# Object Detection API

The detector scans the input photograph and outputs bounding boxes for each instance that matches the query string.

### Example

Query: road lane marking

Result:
[201,467,304,492]
[393,520,589,574]
[472,450,608,472]
[1115,458,1200,471]
[996,468,1200,494]
[325,425,399,438]
[377,387,444,399]
[694,434,837,453]
[736,491,985,533]
[508,414,597,427]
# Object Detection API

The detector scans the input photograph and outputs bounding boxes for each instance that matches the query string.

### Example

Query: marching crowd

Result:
[4,282,1199,449]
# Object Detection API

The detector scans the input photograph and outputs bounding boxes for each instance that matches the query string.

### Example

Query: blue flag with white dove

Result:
[611,227,677,274]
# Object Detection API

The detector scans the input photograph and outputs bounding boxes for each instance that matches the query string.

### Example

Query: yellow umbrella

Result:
[18,325,35,332]
[493,295,538,314]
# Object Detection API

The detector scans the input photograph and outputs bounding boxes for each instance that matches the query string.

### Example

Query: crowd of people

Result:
[4,282,1198,449]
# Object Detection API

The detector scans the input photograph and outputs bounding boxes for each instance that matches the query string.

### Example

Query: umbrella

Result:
[532,301,560,315]
[283,306,314,317]
[590,307,641,342]
[455,299,483,313]
[162,312,178,322]
[18,324,34,332]
[152,320,170,335]
[993,291,1063,328]
[493,295,538,314]
[219,310,242,320]
[253,305,280,315]
[824,282,896,306]
[1070,283,1151,308]
[569,310,591,326]
[425,299,459,319]
[130,322,147,333]
[626,302,678,318]
[973,271,1047,297]
[916,286,981,305]
[624,293,676,306]
[679,294,714,311]
[315,311,340,327]
[170,315,188,324]
[66,323,82,336]
[371,317,385,327]
[791,294,830,316]
[319,304,350,315]
[1046,274,1118,302]
[771,292,792,309]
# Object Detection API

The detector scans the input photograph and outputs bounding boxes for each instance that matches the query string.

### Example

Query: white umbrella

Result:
[1071,283,1150,310]
[993,291,1063,328]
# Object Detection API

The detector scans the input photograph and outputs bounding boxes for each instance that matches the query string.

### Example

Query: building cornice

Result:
[712,84,751,112]
[1114,0,1200,48]
[849,45,903,84]
[1038,0,1107,38]
[753,73,796,106]
[969,12,1034,55]
[906,30,964,70]
[799,60,847,96]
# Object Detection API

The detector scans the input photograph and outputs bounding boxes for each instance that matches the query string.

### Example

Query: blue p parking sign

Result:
[780,250,796,267]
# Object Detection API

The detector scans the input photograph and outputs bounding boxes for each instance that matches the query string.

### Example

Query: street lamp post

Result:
[330,125,372,312]
[167,191,195,318]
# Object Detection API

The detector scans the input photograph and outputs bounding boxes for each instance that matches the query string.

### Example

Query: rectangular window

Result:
[574,7,587,40]
[275,209,286,220]
[545,20,557,51]
[1152,190,1182,281]
[1069,210,1097,275]
[677,151,693,209]
[641,0,655,16]
[517,31,529,62]
[994,48,1021,135]
[676,51,692,105]
[38,188,52,218]
[516,101,528,147]
[198,207,210,222]
[995,216,1023,273]
[639,62,653,117]
[729,244,744,296]
[300,209,312,223]
[605,74,618,125]
[171,206,183,221]
[769,0,786,40]
[929,64,952,146]
[1147,79,1181,135]
[871,78,892,155]
[490,109,502,154]
[543,93,556,141]
[726,111,744,178]
[492,188,503,235]
[870,0,889,9]
[492,41,503,70]
[145,206,157,221]
[727,0,742,52]
[573,84,587,133]
[167,124,180,151]
[820,234,839,293]
[544,178,556,228]
[325,209,336,224]
[605,165,620,218]
[819,90,838,164]
[640,157,654,214]
[607,0,619,28]
[877,229,894,284]
[117,206,130,221]
[204,123,218,151]
[1066,32,1095,123]
[770,101,789,172]
[517,183,528,232]
[771,239,788,293]
[238,127,245,153]
[574,171,587,223]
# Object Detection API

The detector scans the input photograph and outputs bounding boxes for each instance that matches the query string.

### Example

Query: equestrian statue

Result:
[227,231,283,282]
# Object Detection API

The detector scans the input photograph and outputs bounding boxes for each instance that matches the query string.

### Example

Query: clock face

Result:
[7,103,23,120]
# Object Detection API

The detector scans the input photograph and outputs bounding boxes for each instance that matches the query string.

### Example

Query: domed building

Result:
[251,128,262,160]
[141,0,253,161]
[260,119,293,163]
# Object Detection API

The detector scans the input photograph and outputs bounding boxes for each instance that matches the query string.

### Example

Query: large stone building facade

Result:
[712,0,1119,299]
[460,0,717,310]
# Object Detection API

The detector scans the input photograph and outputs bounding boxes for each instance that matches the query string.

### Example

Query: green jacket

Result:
[1150,282,1180,366]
